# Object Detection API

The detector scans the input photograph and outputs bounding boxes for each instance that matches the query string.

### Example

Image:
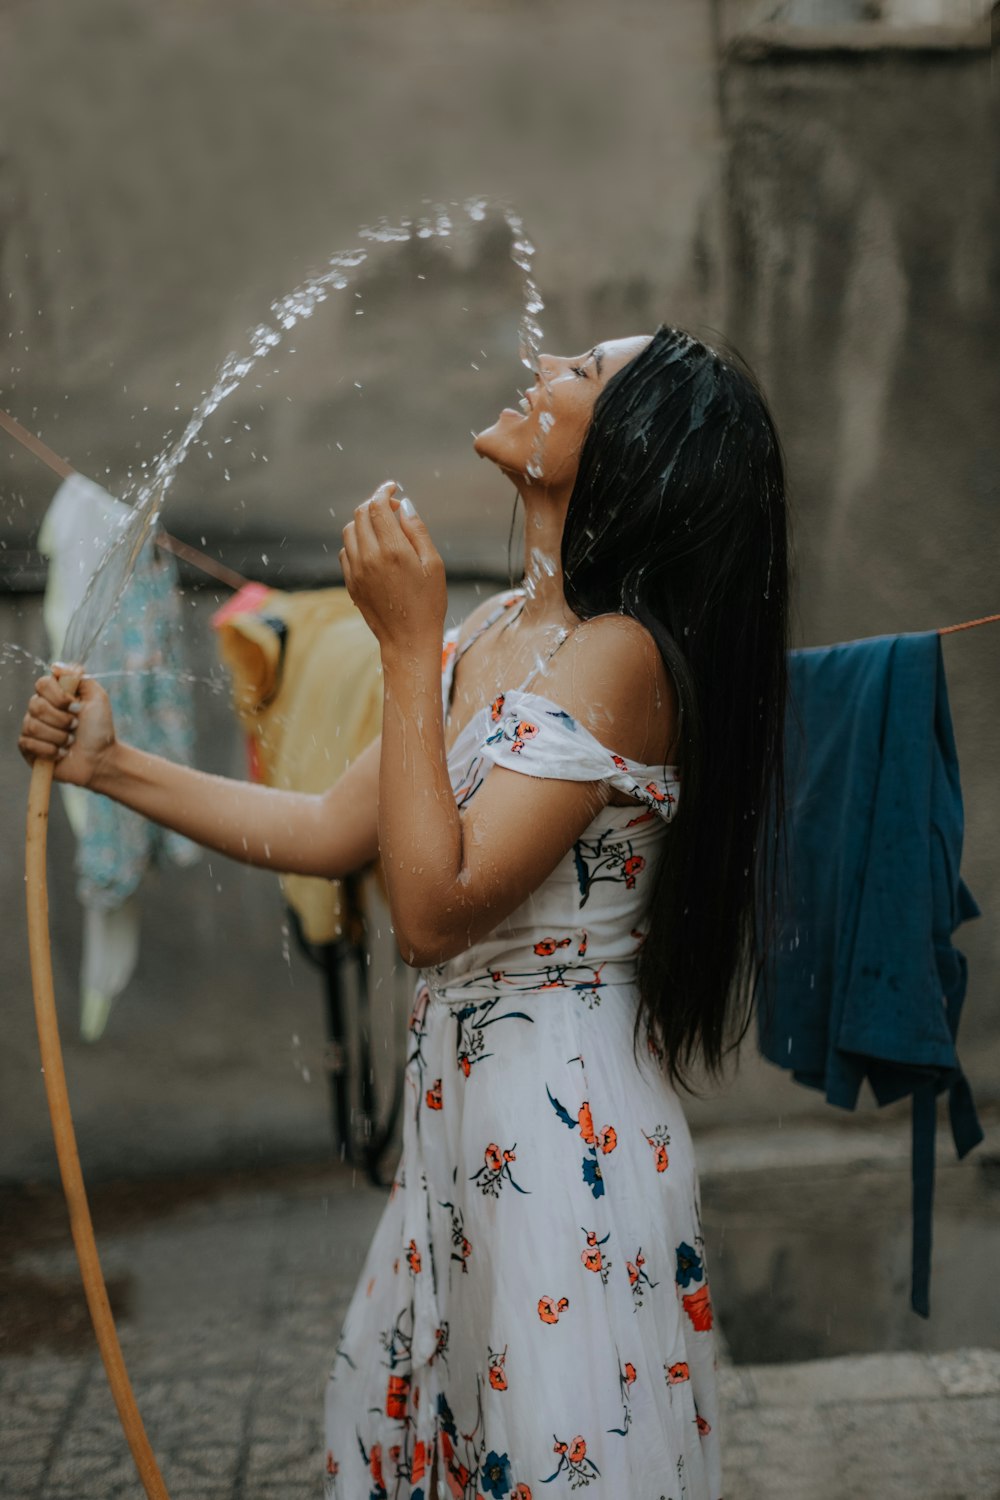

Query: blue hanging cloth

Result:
[758,631,984,1316]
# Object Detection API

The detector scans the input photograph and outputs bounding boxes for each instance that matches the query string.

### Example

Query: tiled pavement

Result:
[2,1167,998,1500]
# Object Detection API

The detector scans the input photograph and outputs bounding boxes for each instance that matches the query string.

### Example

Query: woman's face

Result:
[473,334,650,492]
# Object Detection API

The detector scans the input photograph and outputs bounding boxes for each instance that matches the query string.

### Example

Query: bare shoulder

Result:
[454,588,523,649]
[535,613,678,765]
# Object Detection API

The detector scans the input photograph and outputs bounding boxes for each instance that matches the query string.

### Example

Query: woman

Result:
[20,325,789,1499]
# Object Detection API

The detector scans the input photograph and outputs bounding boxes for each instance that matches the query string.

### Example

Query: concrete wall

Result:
[0,0,725,573]
[707,28,1000,1123]
[0,1,997,1178]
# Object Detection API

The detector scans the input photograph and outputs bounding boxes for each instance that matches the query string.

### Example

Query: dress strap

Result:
[456,589,525,666]
[442,589,525,713]
[512,622,574,694]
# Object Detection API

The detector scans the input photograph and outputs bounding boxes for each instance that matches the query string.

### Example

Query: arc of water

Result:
[23,196,545,1500]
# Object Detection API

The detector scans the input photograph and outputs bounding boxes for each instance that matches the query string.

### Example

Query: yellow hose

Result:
[26,729,170,1500]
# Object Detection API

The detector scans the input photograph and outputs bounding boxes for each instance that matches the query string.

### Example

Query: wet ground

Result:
[3,1126,999,1500]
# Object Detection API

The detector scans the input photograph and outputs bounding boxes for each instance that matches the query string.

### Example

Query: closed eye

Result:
[570,364,589,378]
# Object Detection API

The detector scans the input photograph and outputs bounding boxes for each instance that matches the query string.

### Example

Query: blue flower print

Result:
[582,1156,605,1199]
[481,1449,512,1497]
[674,1241,704,1288]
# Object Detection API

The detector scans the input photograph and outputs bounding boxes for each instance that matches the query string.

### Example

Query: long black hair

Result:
[561,324,790,1090]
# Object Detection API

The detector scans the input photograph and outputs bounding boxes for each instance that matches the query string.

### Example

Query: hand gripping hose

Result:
[26,696,171,1500]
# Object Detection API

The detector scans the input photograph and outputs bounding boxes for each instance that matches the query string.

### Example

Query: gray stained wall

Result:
[0,1,996,1177]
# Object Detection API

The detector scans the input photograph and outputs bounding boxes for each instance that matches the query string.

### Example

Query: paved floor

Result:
[2,1164,998,1500]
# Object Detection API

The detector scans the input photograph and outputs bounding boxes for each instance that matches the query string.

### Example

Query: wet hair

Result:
[561,324,790,1090]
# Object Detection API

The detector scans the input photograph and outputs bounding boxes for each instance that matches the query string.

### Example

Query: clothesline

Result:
[0,407,247,591]
[3,404,1000,635]
[939,611,1000,636]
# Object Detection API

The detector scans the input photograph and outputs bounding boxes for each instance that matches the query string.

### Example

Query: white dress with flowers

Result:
[324,593,723,1500]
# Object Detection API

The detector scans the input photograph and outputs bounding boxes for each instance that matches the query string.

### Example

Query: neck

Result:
[515,480,575,624]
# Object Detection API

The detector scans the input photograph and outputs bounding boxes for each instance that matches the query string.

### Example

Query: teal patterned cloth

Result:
[77,537,199,908]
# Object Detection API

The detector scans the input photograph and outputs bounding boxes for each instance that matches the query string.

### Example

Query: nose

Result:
[534,353,562,386]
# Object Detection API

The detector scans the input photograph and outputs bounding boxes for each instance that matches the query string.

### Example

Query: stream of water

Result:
[52,196,546,670]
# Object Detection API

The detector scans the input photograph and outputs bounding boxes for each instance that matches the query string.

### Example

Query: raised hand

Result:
[340,481,447,660]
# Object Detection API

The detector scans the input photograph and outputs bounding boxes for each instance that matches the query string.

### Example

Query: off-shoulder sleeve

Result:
[478,689,680,822]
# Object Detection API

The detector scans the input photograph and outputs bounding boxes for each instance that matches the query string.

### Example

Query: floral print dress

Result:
[324,592,723,1500]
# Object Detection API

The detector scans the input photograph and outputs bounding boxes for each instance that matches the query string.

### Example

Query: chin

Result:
[473,407,527,467]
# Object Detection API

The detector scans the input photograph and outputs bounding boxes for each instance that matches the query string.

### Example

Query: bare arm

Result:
[341,491,674,968]
[19,669,380,879]
[94,737,381,877]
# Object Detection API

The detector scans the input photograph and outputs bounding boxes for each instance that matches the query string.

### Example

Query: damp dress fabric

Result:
[324,593,722,1500]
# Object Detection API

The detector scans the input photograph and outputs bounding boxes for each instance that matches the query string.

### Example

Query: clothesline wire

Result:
[4,405,1000,634]
[0,406,248,592]
[939,611,1000,636]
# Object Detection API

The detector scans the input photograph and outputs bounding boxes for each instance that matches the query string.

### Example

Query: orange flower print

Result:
[325,1450,338,1476]
[537,1294,569,1324]
[490,693,506,722]
[488,1344,508,1390]
[369,1442,384,1489]
[627,1245,659,1306]
[666,1361,691,1385]
[622,853,645,888]
[696,1413,712,1436]
[544,1433,600,1484]
[406,1239,422,1275]
[457,1052,472,1078]
[580,1227,612,1284]
[646,780,676,809]
[425,1078,443,1110]
[581,1243,602,1273]
[471,1142,527,1198]
[386,1374,409,1420]
[511,721,539,754]
[682,1282,714,1332]
[441,638,458,674]
[514,1486,533,1500]
[610,1360,636,1438]
[596,1125,617,1155]
[577,1100,596,1144]
[411,1440,426,1483]
[643,1124,671,1173]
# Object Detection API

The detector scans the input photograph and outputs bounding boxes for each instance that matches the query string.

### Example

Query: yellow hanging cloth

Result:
[212,585,383,943]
